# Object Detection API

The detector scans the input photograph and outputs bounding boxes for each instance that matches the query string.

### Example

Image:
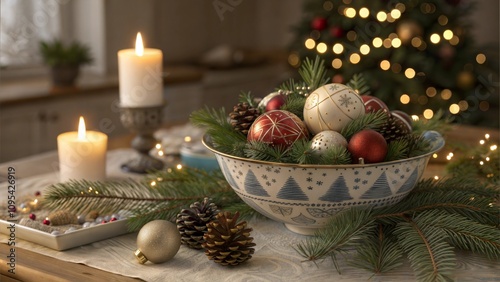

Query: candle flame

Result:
[78,116,86,140]
[135,32,144,56]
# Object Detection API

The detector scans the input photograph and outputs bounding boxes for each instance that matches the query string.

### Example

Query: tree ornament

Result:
[229,102,260,135]
[135,220,181,264]
[310,130,347,156]
[176,197,219,250]
[29,213,36,220]
[361,95,390,115]
[202,211,256,266]
[347,129,387,164]
[258,91,286,112]
[311,16,327,31]
[332,74,344,84]
[303,83,365,135]
[247,110,309,148]
[379,111,412,142]
[329,25,344,38]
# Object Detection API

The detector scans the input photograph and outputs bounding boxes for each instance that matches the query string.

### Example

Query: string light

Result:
[426,87,437,97]
[430,33,441,44]
[372,37,383,48]
[440,89,452,100]
[359,7,369,18]
[400,94,410,104]
[423,109,434,119]
[391,38,402,48]
[443,29,454,40]
[333,43,344,54]
[449,36,460,45]
[305,38,316,49]
[345,7,356,18]
[360,44,370,55]
[155,143,161,149]
[349,53,361,64]
[405,68,416,79]
[411,115,419,121]
[332,58,342,69]
[380,60,390,70]
[176,164,183,170]
[376,11,387,22]
[316,42,327,53]
[438,15,448,25]
[449,103,460,114]
[476,53,486,64]
[390,9,401,19]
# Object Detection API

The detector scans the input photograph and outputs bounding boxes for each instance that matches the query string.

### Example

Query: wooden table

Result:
[0,124,498,281]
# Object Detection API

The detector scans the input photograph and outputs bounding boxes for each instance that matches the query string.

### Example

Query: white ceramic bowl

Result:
[203,131,444,235]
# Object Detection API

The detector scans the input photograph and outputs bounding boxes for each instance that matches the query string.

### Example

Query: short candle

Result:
[118,32,163,107]
[57,117,107,182]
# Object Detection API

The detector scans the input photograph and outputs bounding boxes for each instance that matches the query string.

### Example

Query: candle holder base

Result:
[120,104,165,174]
[121,154,164,174]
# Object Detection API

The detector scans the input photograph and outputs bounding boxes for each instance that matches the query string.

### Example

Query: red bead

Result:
[348,129,388,163]
[34,191,41,197]
[8,206,16,213]
[110,217,118,222]
[361,95,390,115]
[29,213,36,220]
[247,110,309,148]
[101,220,108,224]
[43,218,51,225]
[311,17,328,31]
[265,94,286,112]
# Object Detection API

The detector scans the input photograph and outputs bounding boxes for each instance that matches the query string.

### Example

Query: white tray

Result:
[0,218,130,251]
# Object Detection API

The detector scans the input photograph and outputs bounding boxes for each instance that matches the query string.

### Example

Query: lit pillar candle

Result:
[57,117,108,182]
[118,32,163,107]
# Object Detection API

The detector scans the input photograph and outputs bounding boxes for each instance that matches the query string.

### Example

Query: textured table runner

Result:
[1,149,498,281]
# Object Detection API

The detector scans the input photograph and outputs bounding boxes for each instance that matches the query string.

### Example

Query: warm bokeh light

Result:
[438,15,448,25]
[443,29,453,40]
[316,42,327,53]
[380,60,391,70]
[405,68,416,79]
[391,38,402,48]
[373,37,383,48]
[350,53,361,64]
[332,58,342,69]
[333,43,344,54]
[400,94,410,104]
[359,7,369,18]
[426,87,437,97]
[305,38,316,49]
[360,44,370,55]
[449,104,460,114]
[476,53,486,64]
[430,33,441,44]
[390,9,401,19]
[376,11,387,22]
[423,109,434,119]
[345,7,356,18]
[440,89,452,100]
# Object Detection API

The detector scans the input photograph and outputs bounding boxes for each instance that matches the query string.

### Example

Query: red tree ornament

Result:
[348,129,387,164]
[265,93,286,112]
[247,110,309,148]
[311,17,328,31]
[330,25,344,38]
[361,95,390,115]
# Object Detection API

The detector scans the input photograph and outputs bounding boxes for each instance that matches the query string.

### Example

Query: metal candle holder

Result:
[119,104,165,173]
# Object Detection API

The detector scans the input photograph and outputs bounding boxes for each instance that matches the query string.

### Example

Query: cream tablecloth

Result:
[1,149,499,282]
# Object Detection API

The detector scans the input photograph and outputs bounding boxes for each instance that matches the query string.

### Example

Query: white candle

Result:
[57,117,108,182]
[118,32,163,107]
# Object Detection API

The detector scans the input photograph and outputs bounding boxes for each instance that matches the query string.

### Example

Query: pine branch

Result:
[318,145,352,165]
[346,73,370,95]
[384,138,409,162]
[412,109,453,135]
[298,56,329,91]
[294,208,376,272]
[394,212,457,282]
[238,91,257,108]
[341,111,389,140]
[190,107,247,155]
[243,141,289,163]
[350,224,404,274]
[44,167,250,231]
[280,93,307,120]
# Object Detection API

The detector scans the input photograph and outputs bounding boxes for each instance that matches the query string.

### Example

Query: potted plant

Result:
[39,39,93,87]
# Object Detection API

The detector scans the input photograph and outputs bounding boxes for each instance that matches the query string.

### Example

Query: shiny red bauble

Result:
[311,17,328,31]
[265,93,286,112]
[348,129,387,164]
[361,95,390,115]
[247,110,309,148]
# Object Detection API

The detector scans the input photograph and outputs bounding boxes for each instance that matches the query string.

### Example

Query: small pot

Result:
[51,65,80,87]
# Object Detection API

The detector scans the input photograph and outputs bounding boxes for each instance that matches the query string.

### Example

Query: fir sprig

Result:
[346,73,370,95]
[341,110,389,140]
[43,167,261,231]
[298,56,329,91]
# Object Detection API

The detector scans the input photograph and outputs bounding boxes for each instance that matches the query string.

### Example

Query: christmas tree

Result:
[288,0,498,127]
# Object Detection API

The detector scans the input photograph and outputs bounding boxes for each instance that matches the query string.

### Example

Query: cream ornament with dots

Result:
[135,220,181,264]
[303,83,365,134]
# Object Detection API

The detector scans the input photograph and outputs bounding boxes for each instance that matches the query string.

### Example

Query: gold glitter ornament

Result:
[135,220,181,264]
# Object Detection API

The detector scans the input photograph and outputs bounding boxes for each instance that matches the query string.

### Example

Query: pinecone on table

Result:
[202,211,256,266]
[229,102,260,135]
[176,197,219,249]
[379,113,412,142]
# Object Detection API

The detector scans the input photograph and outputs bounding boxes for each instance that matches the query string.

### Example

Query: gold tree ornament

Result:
[202,211,256,266]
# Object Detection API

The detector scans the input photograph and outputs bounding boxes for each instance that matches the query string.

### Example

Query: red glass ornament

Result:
[311,17,328,31]
[110,217,118,222]
[29,213,36,220]
[361,95,390,115]
[330,26,344,38]
[348,129,387,164]
[391,110,412,132]
[265,94,286,112]
[34,191,41,197]
[247,110,309,148]
[43,218,51,225]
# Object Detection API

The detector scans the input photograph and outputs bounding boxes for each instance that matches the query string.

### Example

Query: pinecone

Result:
[379,113,411,142]
[229,102,260,135]
[202,211,256,266]
[176,197,219,249]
